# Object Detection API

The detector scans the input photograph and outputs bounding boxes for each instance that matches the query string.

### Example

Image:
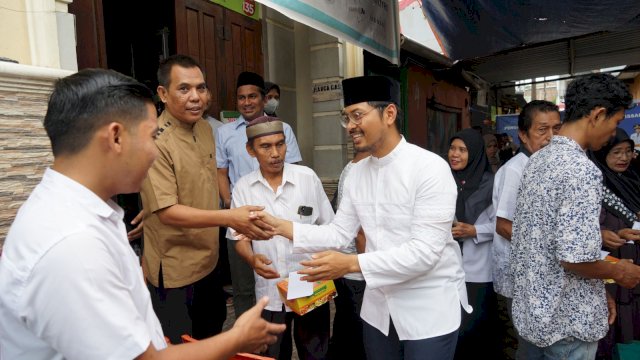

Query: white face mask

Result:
[265,98,279,115]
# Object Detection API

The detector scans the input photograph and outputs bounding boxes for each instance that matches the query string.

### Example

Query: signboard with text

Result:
[257,0,400,64]
[209,0,261,20]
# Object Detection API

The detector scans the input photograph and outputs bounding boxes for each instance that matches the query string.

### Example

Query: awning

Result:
[422,0,640,61]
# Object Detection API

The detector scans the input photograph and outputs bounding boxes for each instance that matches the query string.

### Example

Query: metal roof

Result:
[461,29,640,86]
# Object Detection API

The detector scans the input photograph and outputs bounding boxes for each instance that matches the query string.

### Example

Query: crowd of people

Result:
[0,53,639,360]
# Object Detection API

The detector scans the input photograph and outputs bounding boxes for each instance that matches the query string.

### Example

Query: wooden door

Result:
[175,0,263,118]
[68,0,108,69]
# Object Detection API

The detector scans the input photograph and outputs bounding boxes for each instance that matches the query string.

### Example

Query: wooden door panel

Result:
[175,0,262,117]
[202,13,220,114]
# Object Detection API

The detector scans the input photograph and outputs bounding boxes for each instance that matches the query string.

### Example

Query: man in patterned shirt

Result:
[510,73,640,359]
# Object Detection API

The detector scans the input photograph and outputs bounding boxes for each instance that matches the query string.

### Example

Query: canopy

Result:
[423,0,640,61]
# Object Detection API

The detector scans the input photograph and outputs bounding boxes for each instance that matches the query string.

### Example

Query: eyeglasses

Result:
[610,149,634,159]
[340,107,377,128]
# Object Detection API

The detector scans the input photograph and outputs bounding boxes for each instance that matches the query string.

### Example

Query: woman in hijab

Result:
[448,128,498,359]
[483,134,501,173]
[589,128,640,360]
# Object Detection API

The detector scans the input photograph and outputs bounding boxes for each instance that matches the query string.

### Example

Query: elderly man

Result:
[510,73,640,359]
[232,116,334,359]
[247,76,470,360]
[491,100,561,356]
[0,68,284,359]
[215,72,302,317]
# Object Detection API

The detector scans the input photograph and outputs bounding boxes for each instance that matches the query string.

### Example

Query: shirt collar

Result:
[160,110,199,129]
[233,113,268,130]
[248,163,295,188]
[43,168,124,221]
[233,115,248,129]
[370,136,407,167]
[551,135,586,154]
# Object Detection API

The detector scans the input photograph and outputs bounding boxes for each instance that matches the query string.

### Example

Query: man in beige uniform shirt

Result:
[141,55,272,343]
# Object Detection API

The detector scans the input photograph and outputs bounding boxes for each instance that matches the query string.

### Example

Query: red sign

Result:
[243,0,255,16]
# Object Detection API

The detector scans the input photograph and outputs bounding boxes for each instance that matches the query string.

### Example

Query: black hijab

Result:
[450,129,494,224]
[589,128,640,226]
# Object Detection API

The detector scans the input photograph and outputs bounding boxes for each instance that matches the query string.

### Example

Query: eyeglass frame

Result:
[339,103,390,128]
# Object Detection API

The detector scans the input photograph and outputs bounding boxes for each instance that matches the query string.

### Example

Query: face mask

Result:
[265,98,279,115]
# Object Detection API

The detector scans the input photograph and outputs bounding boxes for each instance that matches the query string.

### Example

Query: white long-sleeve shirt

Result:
[460,205,495,283]
[292,138,471,341]
[230,163,334,312]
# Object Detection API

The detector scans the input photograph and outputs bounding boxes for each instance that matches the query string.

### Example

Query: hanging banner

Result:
[256,0,400,65]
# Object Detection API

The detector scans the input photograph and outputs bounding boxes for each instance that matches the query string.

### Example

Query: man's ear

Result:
[590,107,607,126]
[518,130,528,145]
[384,104,398,126]
[106,122,125,152]
[157,86,168,103]
[246,142,256,158]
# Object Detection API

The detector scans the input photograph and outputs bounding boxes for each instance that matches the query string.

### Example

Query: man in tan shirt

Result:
[140,55,271,343]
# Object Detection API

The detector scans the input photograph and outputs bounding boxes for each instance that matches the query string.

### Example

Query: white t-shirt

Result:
[491,152,529,298]
[0,169,166,360]
[230,163,334,312]
[292,138,471,341]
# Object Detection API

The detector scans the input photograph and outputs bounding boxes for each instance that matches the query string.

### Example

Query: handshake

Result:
[227,206,285,241]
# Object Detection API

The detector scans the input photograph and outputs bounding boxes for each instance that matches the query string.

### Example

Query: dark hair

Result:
[44,69,154,156]
[564,73,632,124]
[518,100,560,132]
[368,101,403,131]
[265,81,280,95]
[157,54,204,88]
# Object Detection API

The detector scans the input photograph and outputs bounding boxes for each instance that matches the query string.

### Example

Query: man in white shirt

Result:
[232,115,334,359]
[0,69,284,360]
[216,71,303,318]
[248,76,470,360]
[491,100,561,356]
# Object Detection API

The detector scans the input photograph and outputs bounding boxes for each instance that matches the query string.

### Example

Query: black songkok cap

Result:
[246,115,284,141]
[237,71,265,90]
[341,76,400,107]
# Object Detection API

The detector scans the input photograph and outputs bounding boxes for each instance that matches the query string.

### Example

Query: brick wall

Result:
[0,62,73,248]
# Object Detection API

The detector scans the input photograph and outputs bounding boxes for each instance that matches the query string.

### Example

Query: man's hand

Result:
[127,210,144,241]
[252,254,280,279]
[602,229,626,250]
[613,259,640,289]
[247,210,293,240]
[228,206,274,240]
[230,296,286,354]
[451,222,476,239]
[606,292,617,325]
[298,251,360,281]
[618,228,640,243]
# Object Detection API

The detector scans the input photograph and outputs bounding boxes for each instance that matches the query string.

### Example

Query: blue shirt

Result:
[510,136,608,347]
[215,115,302,189]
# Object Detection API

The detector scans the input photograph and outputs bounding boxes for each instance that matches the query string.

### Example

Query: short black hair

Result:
[564,73,632,124]
[518,100,560,132]
[368,101,403,131]
[157,54,204,88]
[265,81,280,95]
[44,69,154,156]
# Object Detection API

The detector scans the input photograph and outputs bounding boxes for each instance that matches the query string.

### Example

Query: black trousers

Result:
[148,265,227,344]
[328,277,367,359]
[262,302,330,360]
[363,318,458,360]
[454,282,499,360]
